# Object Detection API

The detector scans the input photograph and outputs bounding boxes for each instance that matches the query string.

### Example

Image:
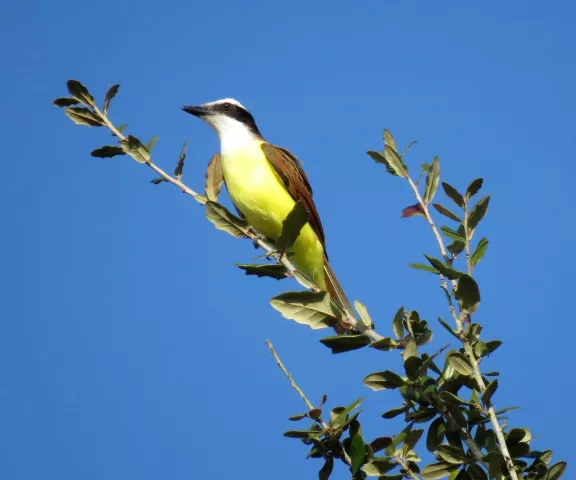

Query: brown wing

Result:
[260,143,327,253]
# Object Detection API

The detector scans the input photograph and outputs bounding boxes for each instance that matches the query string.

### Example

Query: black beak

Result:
[181,105,210,117]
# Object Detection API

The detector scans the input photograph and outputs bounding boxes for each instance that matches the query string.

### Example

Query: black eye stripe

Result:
[213,102,262,137]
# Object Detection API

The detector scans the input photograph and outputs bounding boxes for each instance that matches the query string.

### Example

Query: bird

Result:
[182,98,353,324]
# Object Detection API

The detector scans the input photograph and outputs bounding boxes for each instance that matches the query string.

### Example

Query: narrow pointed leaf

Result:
[392,306,404,339]
[433,203,462,222]
[205,201,248,238]
[442,182,465,208]
[370,437,393,453]
[438,317,460,340]
[103,84,120,114]
[441,226,466,243]
[426,417,445,452]
[349,432,366,474]
[145,136,160,152]
[384,144,409,177]
[90,146,126,158]
[205,153,223,201]
[409,263,440,274]
[471,238,489,266]
[382,406,408,419]
[466,178,483,199]
[369,337,398,351]
[116,123,128,134]
[271,291,339,330]
[319,334,371,354]
[468,196,490,231]
[367,150,397,176]
[421,461,459,480]
[424,255,463,280]
[64,107,104,127]
[53,97,80,107]
[66,80,95,107]
[235,264,289,280]
[437,445,467,464]
[276,201,309,251]
[466,464,487,480]
[447,352,473,376]
[424,156,440,203]
[546,461,567,480]
[319,457,333,480]
[354,300,373,328]
[455,274,481,313]
[481,379,498,406]
[383,129,397,151]
[174,140,187,179]
[119,135,151,163]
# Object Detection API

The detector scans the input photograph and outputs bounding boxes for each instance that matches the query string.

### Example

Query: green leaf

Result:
[119,135,151,163]
[362,458,397,476]
[481,379,498,406]
[404,356,423,381]
[64,107,104,127]
[145,136,160,152]
[103,84,120,114]
[401,139,418,156]
[426,417,445,452]
[53,97,80,107]
[319,457,333,480]
[354,300,373,328]
[468,196,490,231]
[403,338,418,360]
[392,306,404,338]
[508,442,530,458]
[174,140,187,179]
[441,226,466,243]
[235,264,289,280]
[442,182,464,208]
[276,201,309,251]
[433,203,462,222]
[448,239,466,257]
[403,428,424,451]
[424,255,463,280]
[455,275,481,313]
[546,461,567,480]
[416,330,433,346]
[369,337,398,351]
[319,334,371,354]
[288,413,308,421]
[437,445,468,464]
[283,429,318,438]
[90,146,126,158]
[494,406,520,415]
[421,163,431,172]
[205,201,248,238]
[438,391,474,407]
[421,461,459,480]
[438,317,460,340]
[370,437,393,453]
[363,370,406,391]
[482,340,502,357]
[66,80,95,107]
[150,178,165,185]
[384,144,409,177]
[381,406,408,419]
[466,464,487,480]
[271,291,339,330]
[409,263,440,274]
[383,129,397,151]
[466,178,483,199]
[447,352,473,376]
[471,238,489,266]
[205,153,223,201]
[349,430,366,474]
[424,156,440,203]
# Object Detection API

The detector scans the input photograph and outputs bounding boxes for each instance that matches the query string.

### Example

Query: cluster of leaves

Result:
[54,82,566,480]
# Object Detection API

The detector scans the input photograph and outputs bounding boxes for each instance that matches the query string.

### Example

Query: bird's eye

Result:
[223,102,232,111]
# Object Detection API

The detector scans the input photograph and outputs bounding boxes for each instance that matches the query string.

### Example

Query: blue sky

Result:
[2,1,574,479]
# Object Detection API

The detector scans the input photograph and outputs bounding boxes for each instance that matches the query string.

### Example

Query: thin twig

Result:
[463,202,473,276]
[92,105,384,342]
[265,339,329,430]
[394,454,421,480]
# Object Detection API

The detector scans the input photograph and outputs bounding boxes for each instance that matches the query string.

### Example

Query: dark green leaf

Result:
[276,201,309,251]
[466,464,487,480]
[466,178,483,199]
[409,263,440,274]
[447,405,467,429]
[366,150,397,176]
[508,442,530,458]
[271,291,339,330]
[66,80,95,107]
[424,156,440,203]
[481,379,498,406]
[438,391,474,407]
[288,413,308,421]
[283,429,318,438]
[363,370,406,391]
[403,429,424,451]
[362,458,397,476]
[319,457,333,480]
[404,356,423,380]
[383,129,397,151]
[442,182,464,208]
[441,226,466,243]
[53,97,80,107]
[90,146,126,158]
[482,340,502,357]
[145,136,160,152]
[174,140,187,179]
[468,196,490,231]
[319,334,371,354]
[235,264,289,280]
[308,408,322,420]
[416,330,433,346]
[421,163,430,172]
[205,201,248,238]
[433,203,462,222]
[119,135,151,163]
[409,408,436,423]
[482,452,502,479]
[382,406,408,419]
[426,417,445,452]
[437,445,468,464]
[424,255,463,280]
[471,238,489,266]
[494,406,520,415]
[64,107,104,127]
[349,429,366,474]
[448,239,466,257]
[205,153,223,201]
[150,178,165,185]
[421,461,459,480]
[370,437,393,453]
[369,337,399,351]
[384,144,409,177]
[438,317,460,340]
[392,306,404,338]
[103,84,120,114]
[447,352,473,376]
[546,461,567,480]
[403,338,418,360]
[455,275,481,313]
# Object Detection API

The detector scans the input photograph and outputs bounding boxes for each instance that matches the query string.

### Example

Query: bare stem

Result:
[266,339,329,430]
[92,106,384,342]
[394,454,421,480]
[463,203,473,276]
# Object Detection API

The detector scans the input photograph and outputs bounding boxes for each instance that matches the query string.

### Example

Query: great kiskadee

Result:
[182,99,353,319]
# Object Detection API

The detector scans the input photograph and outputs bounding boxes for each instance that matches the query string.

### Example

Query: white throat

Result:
[206,115,261,155]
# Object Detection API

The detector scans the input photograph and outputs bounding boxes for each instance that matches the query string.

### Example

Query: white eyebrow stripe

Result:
[202,98,247,110]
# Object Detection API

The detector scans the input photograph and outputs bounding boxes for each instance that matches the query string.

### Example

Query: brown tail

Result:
[324,256,356,331]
